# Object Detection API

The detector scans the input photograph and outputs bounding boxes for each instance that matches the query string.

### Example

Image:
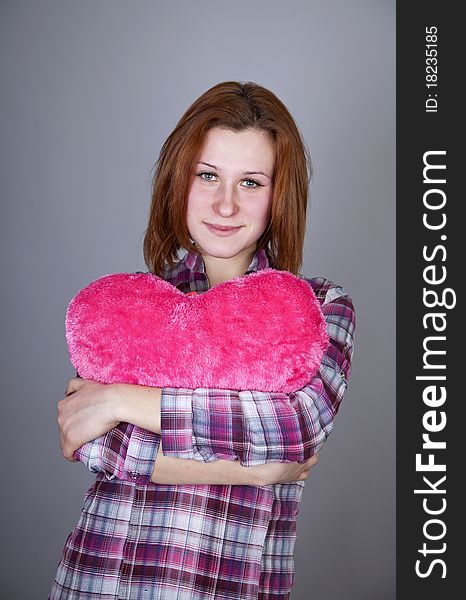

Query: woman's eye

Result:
[241,179,261,188]
[198,172,217,182]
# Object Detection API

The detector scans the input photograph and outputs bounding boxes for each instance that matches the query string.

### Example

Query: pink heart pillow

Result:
[66,269,329,392]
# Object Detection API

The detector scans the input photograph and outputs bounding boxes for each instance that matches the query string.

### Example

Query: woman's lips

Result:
[204,222,243,237]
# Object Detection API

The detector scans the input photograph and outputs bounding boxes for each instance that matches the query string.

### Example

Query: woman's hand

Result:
[58,378,120,461]
[248,453,319,485]
[58,378,163,461]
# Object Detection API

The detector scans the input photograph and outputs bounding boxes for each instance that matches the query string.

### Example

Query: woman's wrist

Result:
[112,383,162,434]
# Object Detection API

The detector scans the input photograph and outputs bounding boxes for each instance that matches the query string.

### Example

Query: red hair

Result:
[144,81,311,275]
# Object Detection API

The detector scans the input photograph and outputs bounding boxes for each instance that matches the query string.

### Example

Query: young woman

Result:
[51,81,355,600]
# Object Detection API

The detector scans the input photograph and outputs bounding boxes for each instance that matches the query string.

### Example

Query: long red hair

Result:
[144,81,311,275]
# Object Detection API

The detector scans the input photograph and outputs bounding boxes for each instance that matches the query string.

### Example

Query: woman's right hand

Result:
[249,453,319,486]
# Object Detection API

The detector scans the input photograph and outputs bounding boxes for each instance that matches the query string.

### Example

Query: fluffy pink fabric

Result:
[66,269,329,392]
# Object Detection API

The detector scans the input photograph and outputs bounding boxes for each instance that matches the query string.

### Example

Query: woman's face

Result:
[186,127,275,264]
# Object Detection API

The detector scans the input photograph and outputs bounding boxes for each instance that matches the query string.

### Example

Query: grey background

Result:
[0,1,395,598]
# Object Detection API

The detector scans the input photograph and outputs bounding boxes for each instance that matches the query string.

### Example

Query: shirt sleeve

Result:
[74,423,161,485]
[74,280,355,478]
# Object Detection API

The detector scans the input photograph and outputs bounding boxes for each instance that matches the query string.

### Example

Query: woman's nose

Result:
[213,184,239,217]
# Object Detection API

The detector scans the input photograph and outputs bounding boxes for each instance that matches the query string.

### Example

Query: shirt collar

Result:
[184,251,206,273]
[183,247,271,274]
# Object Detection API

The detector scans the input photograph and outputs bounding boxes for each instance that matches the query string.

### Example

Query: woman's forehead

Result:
[196,127,275,172]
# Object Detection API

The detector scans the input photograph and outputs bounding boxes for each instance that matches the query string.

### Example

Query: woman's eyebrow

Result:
[196,162,271,179]
[244,170,271,180]
[197,161,217,169]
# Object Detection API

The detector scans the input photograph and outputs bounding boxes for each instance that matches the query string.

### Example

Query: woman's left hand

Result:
[58,377,120,461]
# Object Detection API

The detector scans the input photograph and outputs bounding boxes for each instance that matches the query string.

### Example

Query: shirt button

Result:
[339,370,346,380]
[129,471,140,480]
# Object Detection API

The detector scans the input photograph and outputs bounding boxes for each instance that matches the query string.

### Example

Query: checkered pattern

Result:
[50,249,355,599]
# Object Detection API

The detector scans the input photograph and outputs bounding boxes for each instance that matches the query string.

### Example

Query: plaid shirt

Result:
[50,249,355,600]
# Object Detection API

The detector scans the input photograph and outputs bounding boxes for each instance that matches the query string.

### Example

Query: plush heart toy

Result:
[66,269,329,393]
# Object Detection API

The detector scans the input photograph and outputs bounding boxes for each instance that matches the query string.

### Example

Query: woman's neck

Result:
[202,251,255,288]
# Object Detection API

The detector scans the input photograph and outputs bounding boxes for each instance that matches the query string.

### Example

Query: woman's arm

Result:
[151,445,319,485]
[62,280,354,484]
[59,384,319,485]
